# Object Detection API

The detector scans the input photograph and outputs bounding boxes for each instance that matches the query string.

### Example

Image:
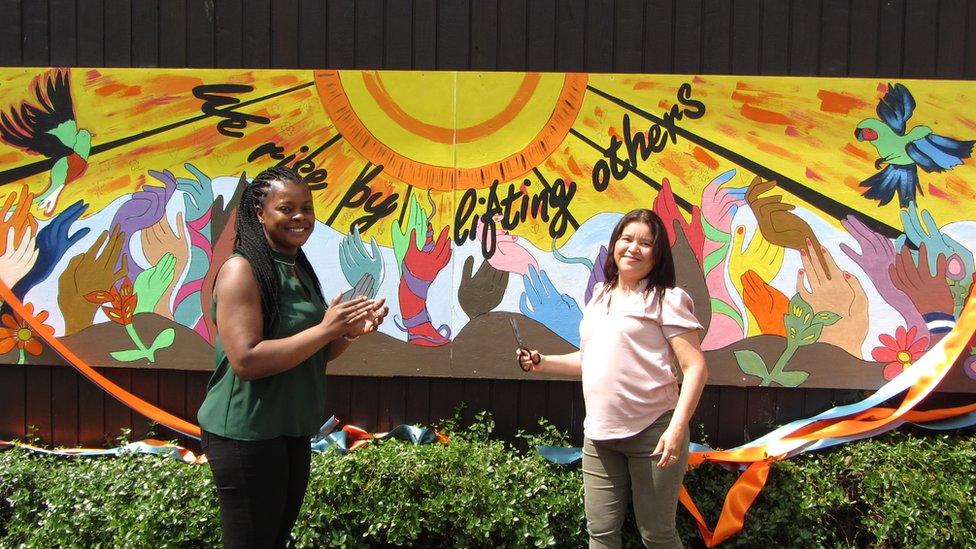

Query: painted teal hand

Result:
[339,225,383,298]
[133,252,176,315]
[896,201,974,277]
[176,162,215,227]
[391,194,428,273]
[519,264,582,347]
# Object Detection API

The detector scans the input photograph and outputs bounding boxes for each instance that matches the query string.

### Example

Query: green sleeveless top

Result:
[197,250,329,440]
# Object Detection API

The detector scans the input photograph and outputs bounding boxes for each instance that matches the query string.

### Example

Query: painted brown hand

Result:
[458,255,508,320]
[141,212,188,319]
[889,243,954,316]
[741,269,788,336]
[58,226,128,335]
[796,239,869,356]
[746,176,829,276]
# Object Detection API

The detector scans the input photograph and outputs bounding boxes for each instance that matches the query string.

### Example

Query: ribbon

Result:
[0,279,202,439]
[0,438,203,464]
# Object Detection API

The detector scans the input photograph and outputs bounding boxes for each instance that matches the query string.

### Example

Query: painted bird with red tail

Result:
[854,83,974,208]
[0,68,91,215]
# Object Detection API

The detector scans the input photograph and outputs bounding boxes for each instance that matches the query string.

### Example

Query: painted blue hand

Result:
[12,200,90,298]
[519,264,582,347]
[896,201,974,277]
[176,162,215,230]
[339,225,383,298]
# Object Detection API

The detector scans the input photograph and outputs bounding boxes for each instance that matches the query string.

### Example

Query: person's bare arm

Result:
[654,330,707,467]
[517,349,582,378]
[216,256,374,380]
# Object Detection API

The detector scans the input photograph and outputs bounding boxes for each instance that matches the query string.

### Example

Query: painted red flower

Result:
[0,303,55,358]
[871,325,929,381]
[84,278,137,326]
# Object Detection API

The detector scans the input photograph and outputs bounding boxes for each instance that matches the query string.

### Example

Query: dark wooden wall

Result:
[1,0,974,451]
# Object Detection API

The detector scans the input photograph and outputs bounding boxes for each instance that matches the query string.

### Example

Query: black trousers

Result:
[201,431,312,549]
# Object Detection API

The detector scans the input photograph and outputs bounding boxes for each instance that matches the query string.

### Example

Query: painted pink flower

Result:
[871,326,928,381]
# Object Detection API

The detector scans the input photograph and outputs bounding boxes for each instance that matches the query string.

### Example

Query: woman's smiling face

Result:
[256,179,315,255]
[613,220,656,282]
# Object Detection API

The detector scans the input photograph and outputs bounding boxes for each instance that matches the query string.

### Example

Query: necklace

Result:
[273,258,296,266]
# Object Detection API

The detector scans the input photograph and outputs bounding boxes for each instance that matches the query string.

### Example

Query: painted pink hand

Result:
[477,216,539,276]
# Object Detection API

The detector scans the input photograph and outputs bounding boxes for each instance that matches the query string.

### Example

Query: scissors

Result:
[509,317,537,372]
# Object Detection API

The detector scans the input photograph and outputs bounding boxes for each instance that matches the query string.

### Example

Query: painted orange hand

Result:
[741,270,787,336]
[0,185,38,255]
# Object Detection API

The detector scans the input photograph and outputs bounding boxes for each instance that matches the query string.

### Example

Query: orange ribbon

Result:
[0,280,201,439]
[681,284,976,546]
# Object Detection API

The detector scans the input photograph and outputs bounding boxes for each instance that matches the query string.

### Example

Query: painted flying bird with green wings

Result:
[854,83,974,207]
[0,68,91,215]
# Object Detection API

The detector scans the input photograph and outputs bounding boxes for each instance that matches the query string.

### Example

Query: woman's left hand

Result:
[346,297,389,339]
[653,423,687,468]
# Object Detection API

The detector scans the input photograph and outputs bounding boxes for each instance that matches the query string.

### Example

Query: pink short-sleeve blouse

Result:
[579,282,703,440]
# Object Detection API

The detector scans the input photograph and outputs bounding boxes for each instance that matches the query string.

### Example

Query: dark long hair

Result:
[601,208,675,298]
[233,165,325,337]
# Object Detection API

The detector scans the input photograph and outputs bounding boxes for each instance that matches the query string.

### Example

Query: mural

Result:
[0,68,974,391]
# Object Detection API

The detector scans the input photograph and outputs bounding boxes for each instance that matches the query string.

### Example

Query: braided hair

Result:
[234,165,325,337]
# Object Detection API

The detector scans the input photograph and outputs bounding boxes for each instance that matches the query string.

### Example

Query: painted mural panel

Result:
[0,68,973,391]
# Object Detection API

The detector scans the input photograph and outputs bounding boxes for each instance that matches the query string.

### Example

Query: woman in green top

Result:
[197,166,387,548]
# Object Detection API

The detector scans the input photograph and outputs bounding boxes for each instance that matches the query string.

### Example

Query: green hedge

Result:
[1,416,974,548]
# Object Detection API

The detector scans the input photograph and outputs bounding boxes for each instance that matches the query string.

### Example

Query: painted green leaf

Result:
[813,311,841,327]
[734,350,770,379]
[149,328,176,352]
[110,349,150,362]
[787,293,814,321]
[775,370,810,387]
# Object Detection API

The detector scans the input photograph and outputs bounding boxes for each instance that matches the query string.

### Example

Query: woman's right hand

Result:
[516,348,543,372]
[321,294,375,337]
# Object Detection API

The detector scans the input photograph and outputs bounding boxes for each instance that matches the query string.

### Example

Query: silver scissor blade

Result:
[509,317,524,348]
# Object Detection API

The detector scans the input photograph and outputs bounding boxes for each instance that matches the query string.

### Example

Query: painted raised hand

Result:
[700,170,745,234]
[175,163,215,226]
[133,252,177,316]
[397,225,453,346]
[741,269,788,337]
[391,194,428,273]
[746,176,829,275]
[653,178,704,266]
[57,225,128,335]
[458,255,508,319]
[109,169,178,278]
[889,243,954,318]
[839,215,926,336]
[140,212,188,318]
[796,238,869,357]
[519,264,583,347]
[339,225,383,298]
[897,201,974,278]
[0,185,38,255]
[476,215,539,276]
[700,170,747,277]
[0,226,38,290]
[728,226,785,335]
[584,245,609,304]
[12,200,90,298]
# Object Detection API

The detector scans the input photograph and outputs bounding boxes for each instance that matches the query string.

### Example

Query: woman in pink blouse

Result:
[518,208,707,548]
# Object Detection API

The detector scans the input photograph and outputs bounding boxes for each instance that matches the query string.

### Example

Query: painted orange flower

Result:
[84,278,137,325]
[871,325,929,381]
[0,303,56,361]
